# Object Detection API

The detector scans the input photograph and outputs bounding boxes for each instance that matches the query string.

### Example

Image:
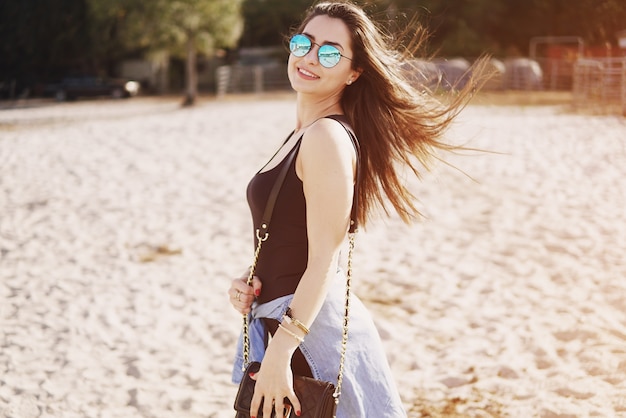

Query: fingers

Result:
[248,372,298,418]
[250,399,295,418]
[262,396,273,418]
[248,386,272,418]
[228,276,261,315]
[286,391,301,417]
[249,391,261,418]
[251,276,262,298]
[229,288,253,314]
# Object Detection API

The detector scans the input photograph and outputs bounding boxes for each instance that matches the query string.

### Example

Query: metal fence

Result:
[215,56,626,115]
[532,57,576,91]
[216,64,290,96]
[215,57,582,93]
[572,58,626,114]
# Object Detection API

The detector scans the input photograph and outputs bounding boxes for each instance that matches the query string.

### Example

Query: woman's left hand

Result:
[249,354,302,418]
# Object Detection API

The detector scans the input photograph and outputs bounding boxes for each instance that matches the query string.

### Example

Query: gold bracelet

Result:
[277,323,304,344]
[284,308,310,335]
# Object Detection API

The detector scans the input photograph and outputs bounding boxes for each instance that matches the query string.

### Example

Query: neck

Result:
[295,92,343,131]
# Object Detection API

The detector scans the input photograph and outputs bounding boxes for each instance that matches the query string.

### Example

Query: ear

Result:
[347,68,363,85]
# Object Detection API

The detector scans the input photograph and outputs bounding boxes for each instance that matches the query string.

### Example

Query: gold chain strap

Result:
[333,230,354,407]
[242,228,268,370]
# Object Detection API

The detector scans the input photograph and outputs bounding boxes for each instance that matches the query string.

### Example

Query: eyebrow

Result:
[302,32,345,50]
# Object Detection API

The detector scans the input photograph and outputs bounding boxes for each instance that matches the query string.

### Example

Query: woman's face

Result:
[288,15,360,96]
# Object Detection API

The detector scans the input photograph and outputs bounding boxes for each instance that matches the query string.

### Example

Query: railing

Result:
[623,59,626,116]
[216,64,290,96]
[215,57,581,93]
[572,57,626,113]
[215,56,626,116]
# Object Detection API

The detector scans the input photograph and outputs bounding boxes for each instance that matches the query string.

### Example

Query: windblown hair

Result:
[295,1,487,226]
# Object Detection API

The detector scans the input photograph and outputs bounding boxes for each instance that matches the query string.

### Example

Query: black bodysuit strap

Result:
[257,139,302,240]
[324,115,361,233]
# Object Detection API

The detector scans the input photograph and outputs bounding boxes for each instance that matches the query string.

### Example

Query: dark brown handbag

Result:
[234,117,360,418]
[234,362,337,417]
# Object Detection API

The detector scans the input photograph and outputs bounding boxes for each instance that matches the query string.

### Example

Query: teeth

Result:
[299,68,318,78]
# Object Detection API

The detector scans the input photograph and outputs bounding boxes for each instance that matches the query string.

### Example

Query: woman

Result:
[229,2,481,417]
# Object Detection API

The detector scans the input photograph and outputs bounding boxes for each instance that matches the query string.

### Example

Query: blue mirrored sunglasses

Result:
[289,34,352,68]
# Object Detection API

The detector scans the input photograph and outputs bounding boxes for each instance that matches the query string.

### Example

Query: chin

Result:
[288,75,315,93]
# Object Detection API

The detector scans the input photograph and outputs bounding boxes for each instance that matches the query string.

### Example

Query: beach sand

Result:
[1,96,625,417]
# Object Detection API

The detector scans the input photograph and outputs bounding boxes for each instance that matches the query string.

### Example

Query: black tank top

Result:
[246,133,307,304]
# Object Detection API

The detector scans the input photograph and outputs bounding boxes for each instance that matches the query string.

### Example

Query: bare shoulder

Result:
[299,117,356,166]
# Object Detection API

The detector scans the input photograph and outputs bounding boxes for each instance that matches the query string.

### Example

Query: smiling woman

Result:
[288,14,362,98]
[228,2,486,417]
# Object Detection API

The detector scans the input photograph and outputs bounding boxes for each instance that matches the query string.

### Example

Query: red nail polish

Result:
[248,372,255,378]
[255,289,261,296]
[296,411,301,416]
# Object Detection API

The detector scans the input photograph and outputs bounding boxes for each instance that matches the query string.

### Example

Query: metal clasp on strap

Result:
[256,224,269,242]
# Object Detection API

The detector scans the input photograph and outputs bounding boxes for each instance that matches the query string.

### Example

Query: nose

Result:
[303,44,319,66]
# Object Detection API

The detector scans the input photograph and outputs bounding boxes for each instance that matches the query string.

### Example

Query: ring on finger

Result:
[235,290,242,301]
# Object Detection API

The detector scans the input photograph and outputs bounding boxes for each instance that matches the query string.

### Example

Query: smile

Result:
[298,67,320,79]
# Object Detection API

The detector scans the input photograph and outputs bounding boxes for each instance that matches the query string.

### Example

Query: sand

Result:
[1,95,625,417]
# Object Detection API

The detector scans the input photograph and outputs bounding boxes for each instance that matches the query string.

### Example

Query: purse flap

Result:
[234,362,337,417]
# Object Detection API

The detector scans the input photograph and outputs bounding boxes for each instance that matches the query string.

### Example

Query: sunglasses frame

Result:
[289,34,352,68]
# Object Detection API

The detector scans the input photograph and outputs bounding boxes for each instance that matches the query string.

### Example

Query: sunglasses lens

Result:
[290,34,311,57]
[318,45,341,68]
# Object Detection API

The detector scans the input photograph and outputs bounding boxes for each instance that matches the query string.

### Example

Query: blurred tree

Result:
[87,0,243,105]
[383,0,505,56]
[86,0,154,71]
[239,0,311,47]
[369,0,626,57]
[150,0,243,105]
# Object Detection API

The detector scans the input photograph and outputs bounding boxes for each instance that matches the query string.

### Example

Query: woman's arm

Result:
[249,118,356,418]
[290,118,357,327]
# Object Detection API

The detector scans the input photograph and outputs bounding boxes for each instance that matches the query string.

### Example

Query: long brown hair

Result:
[295,1,487,226]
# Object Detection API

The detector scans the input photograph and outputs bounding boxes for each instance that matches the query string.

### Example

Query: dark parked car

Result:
[48,76,140,101]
